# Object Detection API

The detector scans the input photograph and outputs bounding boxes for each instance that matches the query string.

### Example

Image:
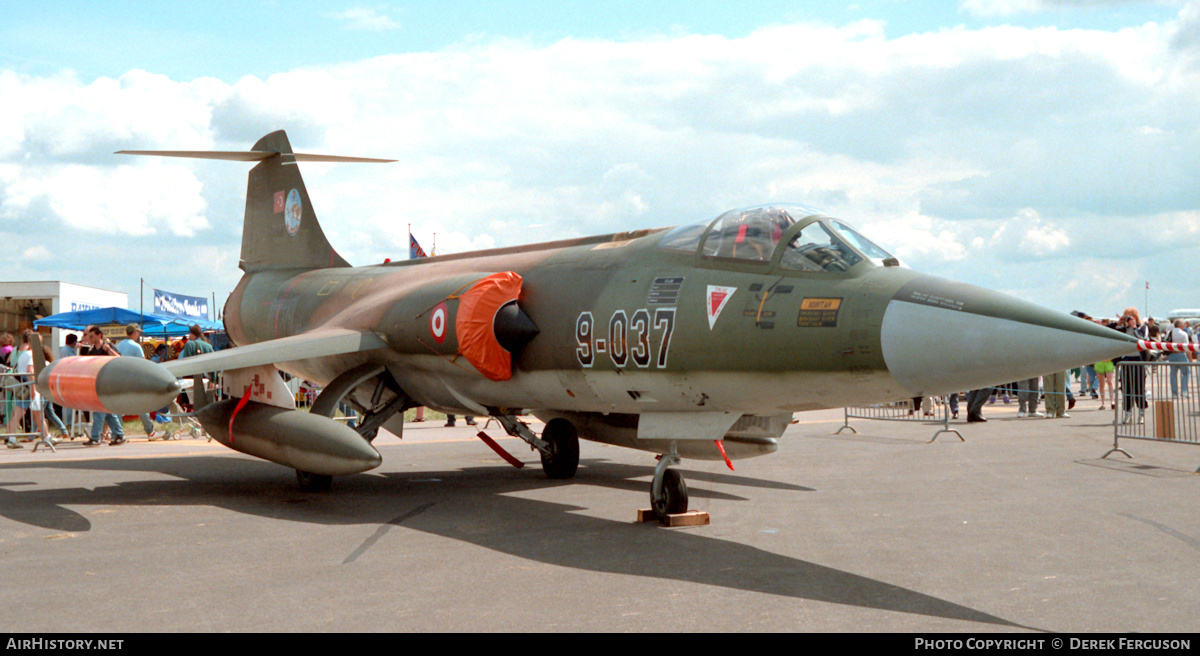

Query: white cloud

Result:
[2,162,208,236]
[959,0,1049,18]
[22,245,50,261]
[331,8,402,32]
[958,0,1136,18]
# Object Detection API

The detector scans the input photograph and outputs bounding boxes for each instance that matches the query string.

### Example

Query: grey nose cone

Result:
[880,275,1138,396]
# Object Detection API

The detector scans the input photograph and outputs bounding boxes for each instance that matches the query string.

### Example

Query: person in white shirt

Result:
[6,330,49,449]
[1168,320,1191,398]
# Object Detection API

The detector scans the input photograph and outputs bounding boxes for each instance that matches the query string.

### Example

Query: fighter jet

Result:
[36,130,1141,520]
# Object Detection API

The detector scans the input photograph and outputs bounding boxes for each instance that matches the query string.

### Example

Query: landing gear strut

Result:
[297,364,409,491]
[310,363,410,443]
[491,414,579,480]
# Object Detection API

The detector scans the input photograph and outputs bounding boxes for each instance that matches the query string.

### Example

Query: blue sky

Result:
[2,1,1199,319]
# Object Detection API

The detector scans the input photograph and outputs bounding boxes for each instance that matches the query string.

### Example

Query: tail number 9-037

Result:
[577,308,675,369]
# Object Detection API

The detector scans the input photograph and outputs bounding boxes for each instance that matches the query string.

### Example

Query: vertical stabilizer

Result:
[241,131,350,272]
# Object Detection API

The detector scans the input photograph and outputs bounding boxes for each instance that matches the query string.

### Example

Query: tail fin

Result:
[117,130,395,272]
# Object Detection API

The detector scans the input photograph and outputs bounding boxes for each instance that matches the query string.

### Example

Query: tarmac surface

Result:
[1,399,1198,633]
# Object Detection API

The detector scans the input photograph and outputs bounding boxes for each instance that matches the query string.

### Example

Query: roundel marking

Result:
[284,189,302,236]
[431,302,448,344]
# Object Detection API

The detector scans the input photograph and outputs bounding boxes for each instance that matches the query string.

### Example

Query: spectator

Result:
[179,324,214,359]
[1111,308,1149,424]
[1082,363,1099,399]
[6,330,50,449]
[58,333,78,360]
[79,325,124,446]
[966,387,990,423]
[444,414,477,427]
[150,343,168,363]
[0,332,14,367]
[39,343,70,438]
[1043,370,1070,418]
[1017,377,1043,418]
[116,324,155,438]
[51,333,79,434]
[1095,356,1116,410]
[178,324,214,409]
[1168,320,1190,398]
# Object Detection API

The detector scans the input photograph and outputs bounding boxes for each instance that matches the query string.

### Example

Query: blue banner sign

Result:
[153,289,209,321]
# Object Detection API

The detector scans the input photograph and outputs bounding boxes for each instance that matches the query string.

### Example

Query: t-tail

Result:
[117,130,395,272]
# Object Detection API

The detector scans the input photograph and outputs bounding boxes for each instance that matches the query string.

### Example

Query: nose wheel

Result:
[650,451,688,522]
[651,468,688,519]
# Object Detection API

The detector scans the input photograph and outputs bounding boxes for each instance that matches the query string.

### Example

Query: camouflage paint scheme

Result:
[126,130,1138,479]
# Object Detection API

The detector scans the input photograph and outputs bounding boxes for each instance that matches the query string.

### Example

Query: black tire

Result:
[651,468,688,519]
[540,419,579,480]
[296,470,333,492]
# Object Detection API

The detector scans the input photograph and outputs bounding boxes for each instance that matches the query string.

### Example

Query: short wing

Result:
[161,329,388,378]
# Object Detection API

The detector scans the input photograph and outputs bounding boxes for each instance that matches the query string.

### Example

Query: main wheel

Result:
[539,419,579,480]
[296,470,333,492]
[651,468,688,519]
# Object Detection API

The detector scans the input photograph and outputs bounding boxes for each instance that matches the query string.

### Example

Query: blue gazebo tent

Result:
[34,307,174,330]
[141,319,225,338]
[34,307,223,336]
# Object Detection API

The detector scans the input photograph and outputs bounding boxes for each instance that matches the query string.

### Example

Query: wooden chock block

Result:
[637,509,711,527]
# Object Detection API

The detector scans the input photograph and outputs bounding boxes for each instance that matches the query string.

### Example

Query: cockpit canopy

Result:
[657,204,895,273]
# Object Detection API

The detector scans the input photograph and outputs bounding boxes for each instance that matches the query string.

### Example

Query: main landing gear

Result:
[493,415,580,480]
[538,418,579,480]
[298,364,409,492]
[296,470,333,493]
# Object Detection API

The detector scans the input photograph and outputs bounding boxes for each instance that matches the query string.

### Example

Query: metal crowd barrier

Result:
[157,374,219,440]
[1103,361,1200,470]
[0,370,58,451]
[837,395,964,442]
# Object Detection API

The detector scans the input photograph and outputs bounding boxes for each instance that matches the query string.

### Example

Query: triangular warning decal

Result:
[707,285,736,329]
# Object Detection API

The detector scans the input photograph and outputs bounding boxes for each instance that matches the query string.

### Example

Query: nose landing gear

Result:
[648,443,690,524]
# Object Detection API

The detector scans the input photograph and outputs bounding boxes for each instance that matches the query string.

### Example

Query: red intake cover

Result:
[456,272,523,381]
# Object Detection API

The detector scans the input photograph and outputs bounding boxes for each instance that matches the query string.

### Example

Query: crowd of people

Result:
[2,323,217,449]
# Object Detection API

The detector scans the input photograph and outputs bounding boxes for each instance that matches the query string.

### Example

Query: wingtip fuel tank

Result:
[37,356,183,416]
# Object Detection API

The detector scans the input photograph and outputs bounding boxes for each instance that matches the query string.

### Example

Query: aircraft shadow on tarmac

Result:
[0,455,1030,629]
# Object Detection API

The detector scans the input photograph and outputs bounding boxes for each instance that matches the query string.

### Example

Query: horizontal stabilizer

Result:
[162,329,388,377]
[116,150,396,163]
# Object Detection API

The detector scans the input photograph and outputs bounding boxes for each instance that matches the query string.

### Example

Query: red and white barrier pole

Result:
[1137,340,1200,353]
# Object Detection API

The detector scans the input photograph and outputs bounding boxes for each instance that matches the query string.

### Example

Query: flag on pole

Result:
[409,230,427,259]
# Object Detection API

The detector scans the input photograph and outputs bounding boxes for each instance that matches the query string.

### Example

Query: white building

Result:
[0,281,128,349]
